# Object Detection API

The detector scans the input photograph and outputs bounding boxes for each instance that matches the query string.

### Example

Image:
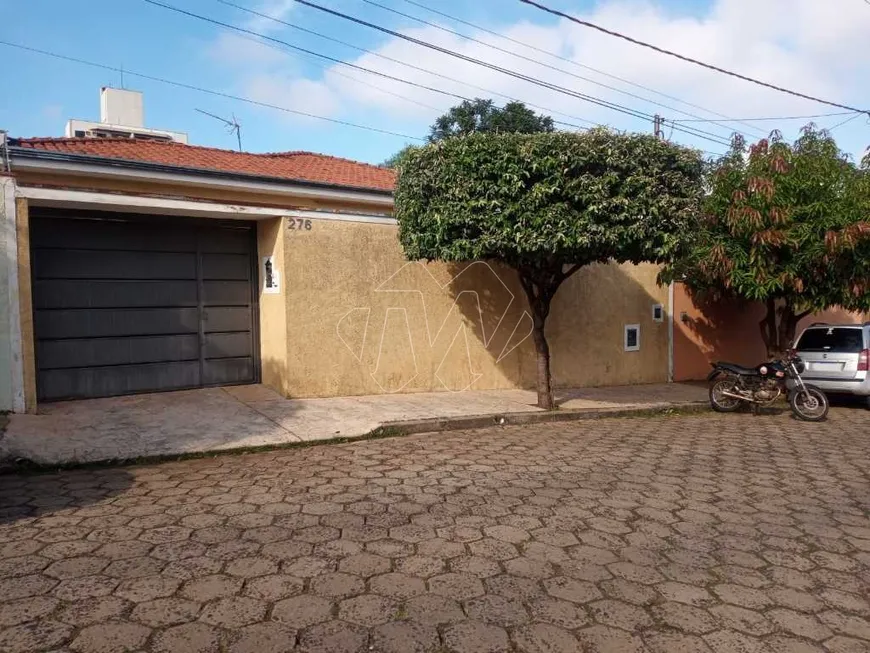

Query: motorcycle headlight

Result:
[794,359,805,375]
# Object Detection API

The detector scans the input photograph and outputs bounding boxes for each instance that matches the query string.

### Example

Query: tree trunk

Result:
[758,298,811,359]
[517,263,583,410]
[530,312,554,410]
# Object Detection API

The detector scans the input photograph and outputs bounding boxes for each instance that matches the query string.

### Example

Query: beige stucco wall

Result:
[257,217,290,395]
[268,218,670,398]
[0,178,14,411]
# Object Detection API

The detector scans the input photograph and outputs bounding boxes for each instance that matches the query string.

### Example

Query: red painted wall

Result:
[673,284,869,381]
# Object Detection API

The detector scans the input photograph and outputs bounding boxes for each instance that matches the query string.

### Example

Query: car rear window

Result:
[796,327,865,353]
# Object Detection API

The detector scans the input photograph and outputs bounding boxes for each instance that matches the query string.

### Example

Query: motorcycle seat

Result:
[713,362,760,376]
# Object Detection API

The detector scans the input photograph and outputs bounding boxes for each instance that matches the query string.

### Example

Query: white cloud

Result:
[210,0,870,157]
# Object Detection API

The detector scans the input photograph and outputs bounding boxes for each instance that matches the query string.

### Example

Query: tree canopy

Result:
[429,98,554,142]
[661,125,870,355]
[396,129,704,408]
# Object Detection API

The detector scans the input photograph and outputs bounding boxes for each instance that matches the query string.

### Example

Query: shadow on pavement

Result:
[0,466,134,525]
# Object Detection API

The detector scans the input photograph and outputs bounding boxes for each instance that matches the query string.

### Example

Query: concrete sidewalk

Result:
[1,383,707,465]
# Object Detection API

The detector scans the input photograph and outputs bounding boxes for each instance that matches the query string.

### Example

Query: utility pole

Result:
[653,114,666,140]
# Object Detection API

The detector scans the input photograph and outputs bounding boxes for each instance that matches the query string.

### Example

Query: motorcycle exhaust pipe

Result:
[720,390,757,403]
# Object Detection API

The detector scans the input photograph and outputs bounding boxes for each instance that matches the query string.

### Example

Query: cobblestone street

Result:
[0,408,869,652]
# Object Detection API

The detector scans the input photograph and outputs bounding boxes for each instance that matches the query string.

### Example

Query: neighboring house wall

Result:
[673,283,870,381]
[0,177,24,412]
[268,218,670,398]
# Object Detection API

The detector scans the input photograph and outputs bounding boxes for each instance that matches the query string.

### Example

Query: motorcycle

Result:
[707,351,829,421]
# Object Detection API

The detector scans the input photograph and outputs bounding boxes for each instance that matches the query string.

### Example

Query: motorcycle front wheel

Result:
[789,385,829,422]
[710,378,742,412]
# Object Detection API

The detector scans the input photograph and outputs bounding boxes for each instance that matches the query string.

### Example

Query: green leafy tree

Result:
[661,125,870,357]
[429,98,554,142]
[380,145,417,169]
[396,129,703,409]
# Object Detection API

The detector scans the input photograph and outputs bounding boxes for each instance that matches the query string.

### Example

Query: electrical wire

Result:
[518,0,870,117]
[673,111,860,123]
[288,0,733,146]
[394,0,768,137]
[359,0,759,140]
[209,0,599,131]
[827,112,864,131]
[0,39,424,142]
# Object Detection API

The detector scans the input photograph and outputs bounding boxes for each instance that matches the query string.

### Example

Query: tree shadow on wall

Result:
[445,260,674,406]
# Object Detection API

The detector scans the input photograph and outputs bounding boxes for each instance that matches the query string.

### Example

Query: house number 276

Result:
[288,218,313,230]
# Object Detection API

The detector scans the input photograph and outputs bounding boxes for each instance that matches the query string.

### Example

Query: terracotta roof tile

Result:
[12,137,396,192]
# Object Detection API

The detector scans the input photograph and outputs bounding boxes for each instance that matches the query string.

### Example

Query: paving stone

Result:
[575,624,646,653]
[370,620,440,653]
[766,635,826,653]
[513,623,579,653]
[338,593,396,627]
[443,620,510,653]
[652,601,718,634]
[103,556,165,579]
[281,556,335,578]
[244,573,304,601]
[703,629,772,653]
[56,596,129,626]
[403,593,465,626]
[543,576,601,604]
[130,597,201,627]
[657,580,714,606]
[0,620,72,652]
[53,576,117,601]
[370,572,426,600]
[464,595,529,626]
[0,596,58,627]
[709,604,774,636]
[225,556,278,578]
[822,635,870,652]
[152,622,220,653]
[297,620,367,653]
[114,576,181,603]
[228,622,297,653]
[485,574,545,602]
[271,595,333,628]
[199,596,267,628]
[310,572,365,599]
[429,572,485,601]
[179,574,242,602]
[69,621,150,653]
[589,598,653,631]
[94,541,153,560]
[645,632,713,653]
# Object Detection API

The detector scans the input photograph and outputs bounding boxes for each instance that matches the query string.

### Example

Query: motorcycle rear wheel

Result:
[789,385,829,422]
[710,378,742,412]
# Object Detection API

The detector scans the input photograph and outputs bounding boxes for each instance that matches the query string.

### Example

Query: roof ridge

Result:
[12,138,387,169]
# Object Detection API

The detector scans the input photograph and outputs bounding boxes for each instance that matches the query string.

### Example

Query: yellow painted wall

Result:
[257,218,290,395]
[275,219,670,398]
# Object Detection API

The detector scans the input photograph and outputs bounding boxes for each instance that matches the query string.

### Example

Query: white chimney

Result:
[100,87,144,128]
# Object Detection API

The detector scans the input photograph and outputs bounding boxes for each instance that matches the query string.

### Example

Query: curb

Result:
[1,401,711,474]
[375,401,711,436]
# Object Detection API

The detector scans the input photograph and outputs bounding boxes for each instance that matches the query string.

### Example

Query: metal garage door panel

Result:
[31,212,258,401]
[34,280,198,310]
[35,308,200,340]
[38,335,200,370]
[204,358,255,385]
[33,216,198,252]
[34,250,196,280]
[202,281,251,306]
[40,361,202,400]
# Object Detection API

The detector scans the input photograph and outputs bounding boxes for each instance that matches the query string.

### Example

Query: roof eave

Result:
[8,146,395,198]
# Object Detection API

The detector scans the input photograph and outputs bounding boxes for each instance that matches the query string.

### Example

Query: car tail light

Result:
[859,349,869,372]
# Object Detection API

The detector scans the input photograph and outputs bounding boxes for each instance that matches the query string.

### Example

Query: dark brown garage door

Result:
[31,210,259,401]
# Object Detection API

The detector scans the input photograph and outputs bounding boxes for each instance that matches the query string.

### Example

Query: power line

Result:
[394,0,768,138]
[207,0,599,131]
[518,0,870,117]
[828,112,864,131]
[143,0,471,103]
[0,39,424,142]
[360,0,758,140]
[673,111,860,123]
[289,0,733,146]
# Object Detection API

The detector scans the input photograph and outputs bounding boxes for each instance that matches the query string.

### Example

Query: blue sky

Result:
[2,0,868,165]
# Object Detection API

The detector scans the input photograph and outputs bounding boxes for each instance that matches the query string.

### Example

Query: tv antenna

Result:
[195,108,243,152]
